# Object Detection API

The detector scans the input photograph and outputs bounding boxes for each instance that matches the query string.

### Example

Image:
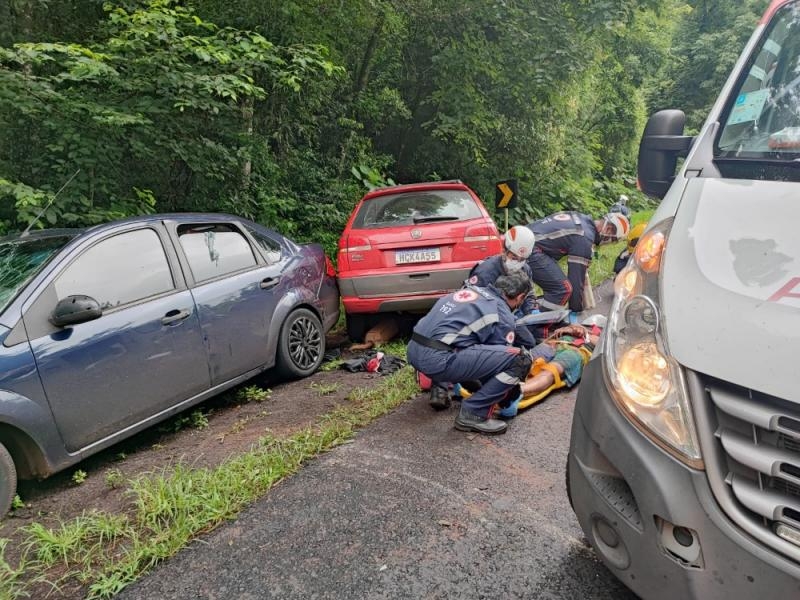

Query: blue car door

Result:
[173,222,287,385]
[24,226,211,452]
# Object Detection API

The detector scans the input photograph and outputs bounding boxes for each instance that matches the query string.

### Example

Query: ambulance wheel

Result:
[566,456,574,510]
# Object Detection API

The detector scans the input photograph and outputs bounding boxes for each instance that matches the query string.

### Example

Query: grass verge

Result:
[0,368,418,600]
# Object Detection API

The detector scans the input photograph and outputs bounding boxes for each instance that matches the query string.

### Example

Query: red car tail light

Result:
[463,223,500,243]
[325,255,336,278]
[339,235,372,253]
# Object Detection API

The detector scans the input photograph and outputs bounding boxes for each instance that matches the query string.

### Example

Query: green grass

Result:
[309,382,339,396]
[377,339,408,360]
[236,385,271,403]
[0,368,419,600]
[319,356,345,372]
[157,409,210,434]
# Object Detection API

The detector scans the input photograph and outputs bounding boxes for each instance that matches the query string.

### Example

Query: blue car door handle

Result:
[260,277,280,289]
[161,309,191,325]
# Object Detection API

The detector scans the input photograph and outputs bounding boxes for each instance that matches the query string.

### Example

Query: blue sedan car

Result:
[0,213,339,515]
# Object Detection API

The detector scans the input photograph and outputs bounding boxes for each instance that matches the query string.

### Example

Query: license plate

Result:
[395,247,440,265]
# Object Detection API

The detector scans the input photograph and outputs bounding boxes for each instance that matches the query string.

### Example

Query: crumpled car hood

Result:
[661,177,800,403]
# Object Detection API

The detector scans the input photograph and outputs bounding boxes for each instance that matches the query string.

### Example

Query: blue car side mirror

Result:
[50,295,103,328]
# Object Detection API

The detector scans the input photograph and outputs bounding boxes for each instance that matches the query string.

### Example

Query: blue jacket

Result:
[527,211,598,311]
[465,255,538,314]
[527,211,599,260]
[413,284,536,349]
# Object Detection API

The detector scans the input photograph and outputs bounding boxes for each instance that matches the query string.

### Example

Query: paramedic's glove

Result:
[568,311,579,324]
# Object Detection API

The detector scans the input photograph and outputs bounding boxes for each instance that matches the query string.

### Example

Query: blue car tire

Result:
[0,442,17,517]
[275,308,325,379]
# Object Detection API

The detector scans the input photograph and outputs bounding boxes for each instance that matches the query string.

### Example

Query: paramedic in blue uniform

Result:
[425,226,538,412]
[461,224,561,347]
[407,271,535,435]
[466,225,537,313]
[525,211,629,313]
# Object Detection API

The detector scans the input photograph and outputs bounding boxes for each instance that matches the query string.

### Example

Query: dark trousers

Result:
[407,342,531,418]
[529,251,571,311]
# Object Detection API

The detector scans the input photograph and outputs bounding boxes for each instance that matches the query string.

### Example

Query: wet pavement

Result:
[118,387,636,600]
[119,283,638,599]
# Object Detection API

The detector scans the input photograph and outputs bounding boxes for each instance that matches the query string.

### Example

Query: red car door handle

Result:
[260,277,280,289]
[161,309,191,325]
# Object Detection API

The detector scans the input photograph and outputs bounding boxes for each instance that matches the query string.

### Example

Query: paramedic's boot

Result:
[454,406,507,435]
[429,386,451,411]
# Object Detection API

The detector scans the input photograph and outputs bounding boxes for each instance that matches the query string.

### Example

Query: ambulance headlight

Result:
[605,219,702,467]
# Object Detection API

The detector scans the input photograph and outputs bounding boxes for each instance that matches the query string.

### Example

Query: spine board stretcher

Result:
[453,336,594,411]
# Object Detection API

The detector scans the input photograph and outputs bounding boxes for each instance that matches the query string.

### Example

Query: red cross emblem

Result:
[453,289,478,303]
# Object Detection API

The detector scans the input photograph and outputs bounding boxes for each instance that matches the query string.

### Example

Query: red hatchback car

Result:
[337,180,502,340]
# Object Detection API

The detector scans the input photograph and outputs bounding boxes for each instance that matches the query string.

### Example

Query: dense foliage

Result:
[0,0,767,254]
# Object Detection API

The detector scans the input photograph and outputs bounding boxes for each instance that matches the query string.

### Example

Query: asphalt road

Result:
[118,284,639,600]
[118,385,636,600]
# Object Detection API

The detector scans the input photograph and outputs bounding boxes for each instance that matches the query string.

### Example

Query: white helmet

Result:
[602,213,630,242]
[618,194,629,205]
[503,226,535,259]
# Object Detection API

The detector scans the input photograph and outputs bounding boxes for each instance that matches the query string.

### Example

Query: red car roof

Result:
[762,0,792,24]
[361,181,471,201]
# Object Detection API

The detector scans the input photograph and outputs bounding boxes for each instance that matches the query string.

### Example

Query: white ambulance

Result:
[568,1,800,598]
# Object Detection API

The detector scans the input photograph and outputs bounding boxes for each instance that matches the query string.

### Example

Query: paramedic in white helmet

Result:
[465,225,539,316]
[524,211,629,313]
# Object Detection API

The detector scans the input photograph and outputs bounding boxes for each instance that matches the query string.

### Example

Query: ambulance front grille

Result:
[704,377,800,560]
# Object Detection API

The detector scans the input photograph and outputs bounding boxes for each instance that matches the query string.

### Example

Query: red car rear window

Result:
[352,190,484,229]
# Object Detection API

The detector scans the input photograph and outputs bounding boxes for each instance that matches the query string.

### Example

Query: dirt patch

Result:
[0,334,411,586]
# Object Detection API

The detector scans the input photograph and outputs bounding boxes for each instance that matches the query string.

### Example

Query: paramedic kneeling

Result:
[407,271,535,435]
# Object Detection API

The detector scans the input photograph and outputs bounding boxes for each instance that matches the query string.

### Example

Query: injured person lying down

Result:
[455,319,603,418]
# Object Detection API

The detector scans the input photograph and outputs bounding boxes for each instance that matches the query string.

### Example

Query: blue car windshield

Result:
[0,235,73,313]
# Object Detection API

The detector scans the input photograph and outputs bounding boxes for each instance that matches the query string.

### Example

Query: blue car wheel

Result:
[0,442,17,517]
[275,308,325,379]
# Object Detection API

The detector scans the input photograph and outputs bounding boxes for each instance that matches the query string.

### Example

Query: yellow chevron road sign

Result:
[495,179,518,209]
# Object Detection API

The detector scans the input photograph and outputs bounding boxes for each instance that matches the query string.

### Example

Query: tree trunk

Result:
[241,97,255,191]
[353,12,386,98]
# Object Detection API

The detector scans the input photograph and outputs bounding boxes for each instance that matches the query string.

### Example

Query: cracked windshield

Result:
[718,5,800,157]
[0,236,72,312]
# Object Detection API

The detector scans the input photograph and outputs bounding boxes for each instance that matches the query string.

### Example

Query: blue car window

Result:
[178,224,257,282]
[54,228,174,310]
[246,228,283,265]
